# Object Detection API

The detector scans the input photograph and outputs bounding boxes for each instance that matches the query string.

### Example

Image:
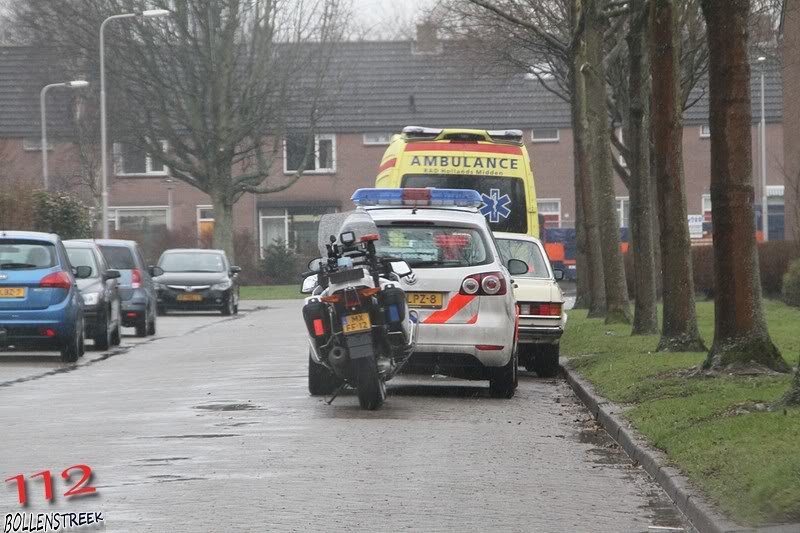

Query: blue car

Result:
[0,231,91,362]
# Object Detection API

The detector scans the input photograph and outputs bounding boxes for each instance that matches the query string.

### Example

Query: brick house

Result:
[0,33,787,259]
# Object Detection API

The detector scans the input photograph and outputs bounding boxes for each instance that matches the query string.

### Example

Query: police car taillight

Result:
[351,188,483,208]
[460,272,506,296]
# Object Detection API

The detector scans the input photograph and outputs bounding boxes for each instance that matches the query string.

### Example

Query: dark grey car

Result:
[64,240,122,350]
[74,239,159,337]
[153,249,240,315]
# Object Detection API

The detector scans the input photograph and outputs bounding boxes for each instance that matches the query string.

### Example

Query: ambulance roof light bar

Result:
[352,188,483,208]
[402,126,442,139]
[487,129,524,144]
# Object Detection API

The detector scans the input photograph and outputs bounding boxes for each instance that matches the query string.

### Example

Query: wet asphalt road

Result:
[0,300,690,532]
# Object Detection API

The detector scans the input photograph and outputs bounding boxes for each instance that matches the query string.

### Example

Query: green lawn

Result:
[239,284,305,300]
[562,299,800,526]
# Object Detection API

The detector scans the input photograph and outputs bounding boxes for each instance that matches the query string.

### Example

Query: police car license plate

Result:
[177,294,203,302]
[0,287,25,298]
[406,292,443,309]
[342,313,371,334]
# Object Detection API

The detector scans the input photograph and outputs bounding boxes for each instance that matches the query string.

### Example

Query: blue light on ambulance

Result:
[351,188,483,208]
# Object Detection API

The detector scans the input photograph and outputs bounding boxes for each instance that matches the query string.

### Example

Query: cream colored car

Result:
[494,232,567,377]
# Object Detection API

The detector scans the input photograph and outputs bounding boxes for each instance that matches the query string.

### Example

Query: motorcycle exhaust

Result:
[328,345,349,368]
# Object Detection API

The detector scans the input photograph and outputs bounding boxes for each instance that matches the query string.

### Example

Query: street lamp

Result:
[99,8,170,238]
[758,55,768,241]
[40,80,89,190]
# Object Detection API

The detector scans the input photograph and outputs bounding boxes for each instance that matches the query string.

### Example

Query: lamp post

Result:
[100,9,170,238]
[164,177,175,230]
[40,80,89,190]
[758,55,768,241]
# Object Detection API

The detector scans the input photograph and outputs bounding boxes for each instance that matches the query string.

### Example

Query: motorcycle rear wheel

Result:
[353,357,385,410]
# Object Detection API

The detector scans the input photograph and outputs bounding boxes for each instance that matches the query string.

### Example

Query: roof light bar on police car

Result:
[351,188,483,208]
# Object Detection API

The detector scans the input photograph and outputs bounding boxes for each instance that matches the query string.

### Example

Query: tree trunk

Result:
[572,0,607,318]
[700,0,789,371]
[210,188,236,263]
[649,0,705,351]
[573,183,591,309]
[627,0,659,335]
[583,0,630,324]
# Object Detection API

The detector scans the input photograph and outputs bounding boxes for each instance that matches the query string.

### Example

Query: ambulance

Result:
[375,126,539,238]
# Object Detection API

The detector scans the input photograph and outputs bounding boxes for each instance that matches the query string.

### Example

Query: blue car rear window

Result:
[0,240,57,269]
[99,245,136,270]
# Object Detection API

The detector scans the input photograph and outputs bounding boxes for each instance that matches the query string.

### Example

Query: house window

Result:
[363,132,393,146]
[197,206,214,245]
[107,207,168,233]
[113,141,168,176]
[531,128,560,143]
[283,134,336,174]
[700,125,711,138]
[616,197,630,228]
[23,138,53,151]
[258,206,337,257]
[537,199,561,229]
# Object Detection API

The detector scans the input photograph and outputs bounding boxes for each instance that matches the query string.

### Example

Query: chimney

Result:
[414,21,440,54]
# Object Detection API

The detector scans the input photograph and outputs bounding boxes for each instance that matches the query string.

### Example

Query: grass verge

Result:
[562,299,800,526]
[239,285,304,300]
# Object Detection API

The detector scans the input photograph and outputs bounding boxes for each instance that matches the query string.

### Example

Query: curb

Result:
[561,361,800,533]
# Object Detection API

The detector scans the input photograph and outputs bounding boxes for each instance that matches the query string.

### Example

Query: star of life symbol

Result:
[480,189,512,223]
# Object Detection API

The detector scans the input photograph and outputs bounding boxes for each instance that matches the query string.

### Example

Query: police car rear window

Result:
[401,174,527,234]
[376,226,492,268]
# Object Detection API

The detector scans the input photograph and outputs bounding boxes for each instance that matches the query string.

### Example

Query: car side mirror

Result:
[104,269,121,280]
[301,273,318,294]
[553,268,565,281]
[149,265,164,277]
[390,260,412,277]
[507,259,529,276]
[75,265,92,279]
[308,257,324,272]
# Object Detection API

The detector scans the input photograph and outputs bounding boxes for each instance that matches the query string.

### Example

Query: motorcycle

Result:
[300,210,416,410]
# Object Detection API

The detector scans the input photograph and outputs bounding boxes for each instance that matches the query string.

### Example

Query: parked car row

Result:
[0,231,242,363]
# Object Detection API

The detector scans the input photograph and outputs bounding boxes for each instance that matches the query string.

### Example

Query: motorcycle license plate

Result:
[342,312,371,334]
[406,292,443,309]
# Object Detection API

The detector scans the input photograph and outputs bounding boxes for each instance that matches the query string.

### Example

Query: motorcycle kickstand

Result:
[325,382,347,405]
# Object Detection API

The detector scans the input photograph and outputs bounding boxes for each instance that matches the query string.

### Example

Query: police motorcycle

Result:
[300,210,416,410]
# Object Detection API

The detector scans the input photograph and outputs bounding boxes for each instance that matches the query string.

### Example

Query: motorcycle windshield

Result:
[317,210,380,257]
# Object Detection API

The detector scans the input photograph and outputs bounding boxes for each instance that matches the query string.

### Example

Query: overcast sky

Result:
[348,0,437,39]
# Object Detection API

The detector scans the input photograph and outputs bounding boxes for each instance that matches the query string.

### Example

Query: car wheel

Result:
[221,295,234,316]
[157,306,167,316]
[135,312,148,337]
[532,344,560,378]
[60,328,80,363]
[111,324,121,346]
[489,349,518,399]
[147,313,156,336]
[308,352,342,396]
[78,328,85,357]
[93,311,111,351]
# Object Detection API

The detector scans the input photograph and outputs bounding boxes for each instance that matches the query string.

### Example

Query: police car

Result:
[352,188,529,398]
